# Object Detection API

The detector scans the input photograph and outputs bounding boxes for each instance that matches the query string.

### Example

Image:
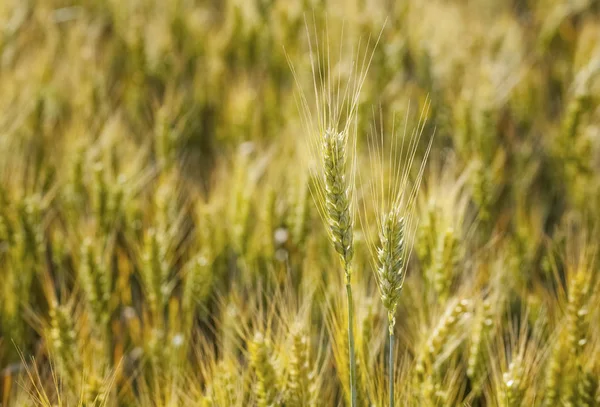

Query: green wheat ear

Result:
[288,20,381,406]
[360,100,433,406]
[323,128,354,279]
[376,209,408,407]
[377,210,405,326]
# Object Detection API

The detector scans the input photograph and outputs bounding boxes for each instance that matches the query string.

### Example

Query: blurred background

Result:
[0,0,599,406]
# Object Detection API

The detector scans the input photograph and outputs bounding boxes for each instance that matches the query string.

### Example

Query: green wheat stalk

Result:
[287,19,381,406]
[362,101,433,406]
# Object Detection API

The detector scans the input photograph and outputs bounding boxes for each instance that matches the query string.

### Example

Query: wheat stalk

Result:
[360,101,433,406]
[287,18,381,406]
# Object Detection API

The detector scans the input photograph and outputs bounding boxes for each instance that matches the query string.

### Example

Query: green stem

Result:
[346,281,357,407]
[389,316,395,407]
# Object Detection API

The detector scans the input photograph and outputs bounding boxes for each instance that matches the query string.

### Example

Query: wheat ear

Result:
[323,128,354,279]
[376,210,405,406]
[322,127,358,406]
[361,101,433,407]
[287,18,381,405]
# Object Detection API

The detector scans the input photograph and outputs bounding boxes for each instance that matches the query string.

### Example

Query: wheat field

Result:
[0,0,599,406]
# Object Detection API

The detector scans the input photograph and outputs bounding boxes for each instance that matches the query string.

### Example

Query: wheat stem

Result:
[388,312,395,407]
[345,281,357,407]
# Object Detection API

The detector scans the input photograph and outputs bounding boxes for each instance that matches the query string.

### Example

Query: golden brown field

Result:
[0,0,599,405]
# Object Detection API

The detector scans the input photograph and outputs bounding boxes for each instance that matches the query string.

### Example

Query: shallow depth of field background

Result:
[0,0,599,406]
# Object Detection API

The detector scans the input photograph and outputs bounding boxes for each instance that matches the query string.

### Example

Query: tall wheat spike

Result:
[287,19,381,406]
[323,128,354,275]
[360,101,433,406]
